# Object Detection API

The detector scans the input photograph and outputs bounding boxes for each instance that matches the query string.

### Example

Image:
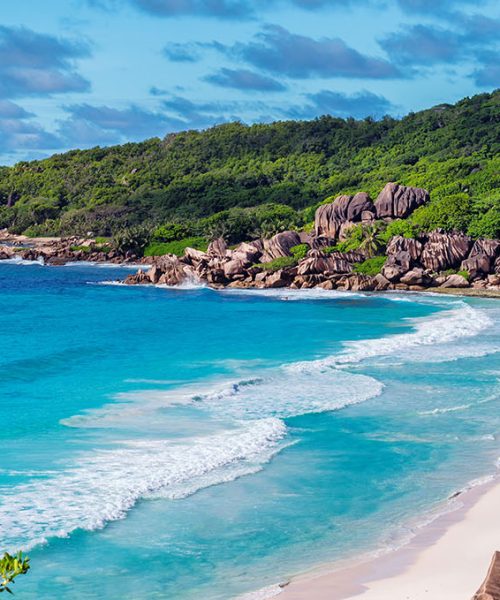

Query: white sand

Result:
[280,480,500,600]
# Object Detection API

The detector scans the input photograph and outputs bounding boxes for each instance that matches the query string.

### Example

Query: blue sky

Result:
[0,0,498,164]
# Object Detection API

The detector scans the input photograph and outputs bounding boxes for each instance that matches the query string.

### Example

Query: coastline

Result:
[277,476,500,600]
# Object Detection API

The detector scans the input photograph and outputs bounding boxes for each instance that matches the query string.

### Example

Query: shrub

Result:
[380,219,418,242]
[255,256,297,272]
[112,226,152,255]
[143,236,208,257]
[457,270,470,281]
[70,245,91,253]
[353,256,386,275]
[409,193,473,232]
[468,206,500,239]
[152,222,191,243]
[290,244,308,260]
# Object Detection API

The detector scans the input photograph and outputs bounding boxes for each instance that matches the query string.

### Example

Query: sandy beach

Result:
[280,479,500,600]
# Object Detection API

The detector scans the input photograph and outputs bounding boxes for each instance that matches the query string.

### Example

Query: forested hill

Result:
[0,89,498,240]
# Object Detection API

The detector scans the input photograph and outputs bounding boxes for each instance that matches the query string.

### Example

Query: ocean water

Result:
[0,261,499,599]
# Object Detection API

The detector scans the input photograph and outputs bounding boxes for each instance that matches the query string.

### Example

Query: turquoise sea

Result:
[0,260,499,599]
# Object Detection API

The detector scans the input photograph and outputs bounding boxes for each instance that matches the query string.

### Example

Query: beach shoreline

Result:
[276,475,500,600]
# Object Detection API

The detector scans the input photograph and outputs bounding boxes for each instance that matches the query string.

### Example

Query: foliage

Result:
[357,224,386,257]
[0,552,30,594]
[380,219,418,242]
[143,236,208,257]
[112,225,152,255]
[290,244,309,260]
[467,204,500,239]
[457,270,470,280]
[70,245,91,253]
[0,91,497,240]
[255,256,297,272]
[152,222,191,243]
[353,256,386,275]
[409,193,473,233]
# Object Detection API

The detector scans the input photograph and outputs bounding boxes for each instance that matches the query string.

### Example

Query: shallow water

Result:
[0,262,499,599]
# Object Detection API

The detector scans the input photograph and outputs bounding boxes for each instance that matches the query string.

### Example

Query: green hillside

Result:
[0,89,498,241]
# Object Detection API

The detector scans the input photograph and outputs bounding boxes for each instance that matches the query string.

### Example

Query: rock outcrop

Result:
[261,231,301,262]
[421,230,471,271]
[314,193,375,240]
[375,183,429,219]
[461,239,500,280]
[1,182,498,296]
[472,551,500,600]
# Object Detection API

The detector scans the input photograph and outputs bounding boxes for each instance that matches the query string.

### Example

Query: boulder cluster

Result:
[0,235,139,265]
[124,182,499,293]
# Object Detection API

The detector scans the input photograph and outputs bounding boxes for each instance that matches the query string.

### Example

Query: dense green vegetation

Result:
[353,256,387,276]
[144,237,208,257]
[256,256,297,272]
[0,90,498,245]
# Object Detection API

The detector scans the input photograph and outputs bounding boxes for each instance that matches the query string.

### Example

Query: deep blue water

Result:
[0,261,499,599]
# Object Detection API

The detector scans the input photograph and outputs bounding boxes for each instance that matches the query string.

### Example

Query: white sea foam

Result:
[63,261,148,269]
[221,288,368,301]
[234,584,285,599]
[0,256,44,266]
[419,404,473,416]
[287,303,493,373]
[194,371,383,420]
[0,418,287,551]
[63,367,383,429]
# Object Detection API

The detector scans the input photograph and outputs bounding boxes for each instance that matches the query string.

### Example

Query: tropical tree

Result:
[358,224,386,257]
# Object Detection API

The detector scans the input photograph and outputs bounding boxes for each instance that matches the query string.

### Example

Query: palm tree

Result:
[359,224,385,257]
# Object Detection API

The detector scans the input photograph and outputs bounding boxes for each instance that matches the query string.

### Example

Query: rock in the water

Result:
[155,254,191,286]
[421,230,471,271]
[262,231,301,262]
[375,183,429,219]
[146,265,162,284]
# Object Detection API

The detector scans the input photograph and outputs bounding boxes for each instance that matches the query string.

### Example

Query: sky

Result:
[0,0,498,164]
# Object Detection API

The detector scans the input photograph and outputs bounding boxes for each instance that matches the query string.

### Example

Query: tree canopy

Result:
[0,90,498,239]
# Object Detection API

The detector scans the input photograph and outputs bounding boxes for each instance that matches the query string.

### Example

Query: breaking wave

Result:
[0,418,287,551]
[288,303,494,373]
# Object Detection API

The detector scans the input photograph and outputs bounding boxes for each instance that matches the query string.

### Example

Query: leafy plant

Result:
[380,219,418,242]
[353,256,386,275]
[143,237,208,257]
[357,224,386,257]
[255,256,297,272]
[290,244,308,260]
[0,552,30,594]
[112,226,152,255]
[0,90,497,240]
